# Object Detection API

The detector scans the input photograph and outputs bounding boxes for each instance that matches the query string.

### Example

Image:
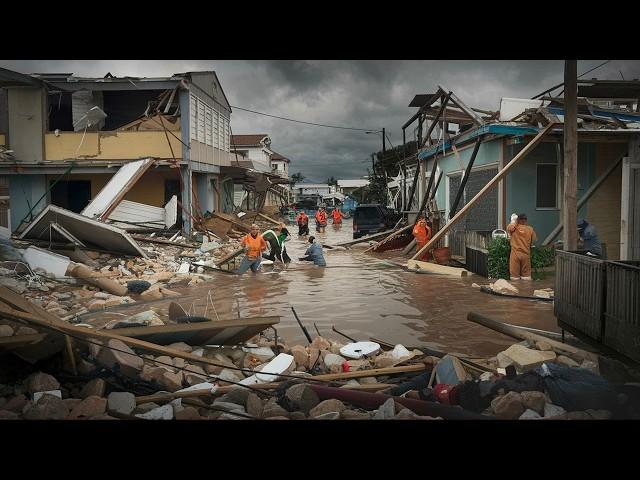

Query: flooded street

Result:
[84,218,558,359]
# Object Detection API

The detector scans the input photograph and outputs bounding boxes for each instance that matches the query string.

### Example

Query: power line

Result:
[230,105,379,132]
[532,60,613,99]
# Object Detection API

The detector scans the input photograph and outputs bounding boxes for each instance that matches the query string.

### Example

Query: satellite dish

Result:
[73,106,107,130]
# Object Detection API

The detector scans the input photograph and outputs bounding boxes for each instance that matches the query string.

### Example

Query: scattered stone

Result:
[373,398,396,420]
[312,411,340,420]
[285,383,320,415]
[63,398,82,411]
[15,326,38,336]
[93,292,111,299]
[535,340,553,351]
[491,278,519,294]
[289,411,307,420]
[497,352,515,369]
[160,287,181,297]
[216,368,243,385]
[580,360,599,375]
[543,403,567,418]
[567,411,592,420]
[96,339,144,379]
[159,371,184,391]
[175,407,202,420]
[341,409,371,420]
[167,342,192,352]
[0,410,19,419]
[491,391,525,419]
[107,392,136,415]
[309,399,346,418]
[498,345,557,372]
[140,287,163,301]
[23,394,69,420]
[0,325,14,337]
[310,336,331,350]
[290,345,309,369]
[33,390,62,402]
[246,393,264,418]
[217,387,250,407]
[154,356,176,372]
[133,402,160,415]
[3,394,28,413]
[521,391,546,414]
[24,372,60,395]
[359,377,378,384]
[76,357,97,375]
[519,409,542,419]
[135,404,173,420]
[68,395,107,418]
[262,403,289,418]
[87,299,106,311]
[323,353,346,372]
[556,355,580,368]
[585,409,612,420]
[80,378,106,399]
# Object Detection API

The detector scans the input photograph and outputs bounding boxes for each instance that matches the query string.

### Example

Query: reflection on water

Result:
[83,218,558,359]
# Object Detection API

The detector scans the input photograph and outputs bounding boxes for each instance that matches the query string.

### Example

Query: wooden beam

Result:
[214,247,244,266]
[439,85,484,125]
[257,212,280,225]
[563,60,579,251]
[423,93,451,148]
[407,259,470,276]
[332,228,399,247]
[363,224,413,253]
[542,151,626,244]
[131,235,199,249]
[449,137,482,219]
[411,123,558,261]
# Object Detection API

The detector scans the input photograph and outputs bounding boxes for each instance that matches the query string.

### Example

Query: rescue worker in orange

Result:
[315,207,328,233]
[296,210,310,236]
[507,213,537,280]
[331,207,344,225]
[412,216,432,261]
[236,223,267,274]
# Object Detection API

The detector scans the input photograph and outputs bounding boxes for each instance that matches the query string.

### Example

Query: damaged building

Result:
[0,67,240,237]
[395,82,640,261]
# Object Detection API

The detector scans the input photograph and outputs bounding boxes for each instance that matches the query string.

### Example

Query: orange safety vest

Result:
[315,211,327,225]
[241,233,267,259]
[412,222,432,244]
[331,209,343,222]
[297,213,309,225]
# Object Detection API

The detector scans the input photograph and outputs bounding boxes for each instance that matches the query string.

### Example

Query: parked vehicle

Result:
[353,204,400,239]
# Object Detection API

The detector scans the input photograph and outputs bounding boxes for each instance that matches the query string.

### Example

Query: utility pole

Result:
[562,59,578,251]
[371,153,376,175]
[382,128,386,154]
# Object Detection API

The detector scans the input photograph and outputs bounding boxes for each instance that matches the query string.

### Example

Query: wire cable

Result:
[230,105,379,132]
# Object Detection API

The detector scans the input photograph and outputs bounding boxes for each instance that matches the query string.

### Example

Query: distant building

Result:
[337,178,369,196]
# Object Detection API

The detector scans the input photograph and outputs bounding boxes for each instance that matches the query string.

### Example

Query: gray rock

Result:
[262,403,289,418]
[96,339,144,379]
[323,353,346,371]
[80,378,106,399]
[585,409,612,420]
[211,401,246,414]
[0,410,19,419]
[107,392,136,415]
[285,383,320,415]
[556,355,580,368]
[543,403,567,418]
[167,342,192,352]
[491,391,525,419]
[246,393,264,418]
[373,398,396,420]
[23,394,69,420]
[133,402,161,415]
[217,412,249,420]
[135,404,173,420]
[217,368,243,385]
[216,387,250,407]
[312,411,340,420]
[341,409,371,420]
[68,396,107,418]
[309,399,346,418]
[289,411,306,420]
[521,391,546,414]
[519,409,542,419]
[0,325,14,337]
[24,372,60,396]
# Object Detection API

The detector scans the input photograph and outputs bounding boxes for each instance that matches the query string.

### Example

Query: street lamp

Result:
[365,129,386,154]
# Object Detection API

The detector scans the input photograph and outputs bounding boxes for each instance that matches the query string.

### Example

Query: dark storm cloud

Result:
[2,59,639,181]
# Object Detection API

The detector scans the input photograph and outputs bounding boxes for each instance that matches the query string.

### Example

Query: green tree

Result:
[289,172,305,186]
[327,176,338,187]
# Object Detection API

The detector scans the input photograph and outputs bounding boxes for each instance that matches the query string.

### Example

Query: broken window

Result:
[50,180,92,213]
[536,164,558,209]
[47,92,74,131]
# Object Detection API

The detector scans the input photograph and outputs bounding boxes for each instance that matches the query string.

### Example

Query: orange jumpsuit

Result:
[412,221,432,261]
[507,223,537,279]
[331,209,343,224]
[241,233,267,259]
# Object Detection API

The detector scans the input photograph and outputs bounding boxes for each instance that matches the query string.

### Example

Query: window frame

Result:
[535,162,560,210]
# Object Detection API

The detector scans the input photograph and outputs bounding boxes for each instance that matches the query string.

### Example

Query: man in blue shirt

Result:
[299,236,326,267]
[577,218,603,257]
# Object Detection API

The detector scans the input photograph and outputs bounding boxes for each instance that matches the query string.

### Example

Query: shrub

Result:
[487,237,555,280]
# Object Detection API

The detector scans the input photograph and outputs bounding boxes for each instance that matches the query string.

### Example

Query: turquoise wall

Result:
[505,142,596,243]
[431,138,502,213]
[9,174,47,232]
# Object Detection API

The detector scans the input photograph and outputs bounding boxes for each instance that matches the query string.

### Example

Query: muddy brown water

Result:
[83,218,558,359]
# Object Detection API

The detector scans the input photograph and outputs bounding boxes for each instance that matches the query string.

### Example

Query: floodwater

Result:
[85,218,559,359]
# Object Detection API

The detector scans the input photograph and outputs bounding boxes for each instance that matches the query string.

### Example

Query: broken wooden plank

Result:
[131,235,198,249]
[407,259,470,276]
[211,212,251,232]
[333,228,398,248]
[111,316,280,346]
[364,224,413,253]
[411,123,558,261]
[0,333,47,349]
[257,212,280,225]
[215,247,244,267]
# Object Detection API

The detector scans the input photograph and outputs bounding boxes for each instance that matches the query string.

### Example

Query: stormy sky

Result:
[2,60,640,182]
